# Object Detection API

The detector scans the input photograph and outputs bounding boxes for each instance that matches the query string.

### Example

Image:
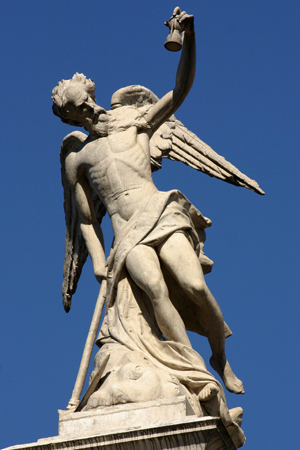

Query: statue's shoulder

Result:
[60,131,89,185]
[61,131,89,156]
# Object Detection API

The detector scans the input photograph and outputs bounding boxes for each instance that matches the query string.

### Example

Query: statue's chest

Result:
[86,129,139,162]
[107,128,138,154]
[83,131,148,191]
[86,129,147,168]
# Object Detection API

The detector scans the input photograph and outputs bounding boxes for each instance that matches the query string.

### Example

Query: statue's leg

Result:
[126,243,192,348]
[157,232,244,395]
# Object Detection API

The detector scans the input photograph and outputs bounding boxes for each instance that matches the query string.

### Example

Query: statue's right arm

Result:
[74,177,106,283]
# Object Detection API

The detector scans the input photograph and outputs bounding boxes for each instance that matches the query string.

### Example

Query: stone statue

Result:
[52,8,263,448]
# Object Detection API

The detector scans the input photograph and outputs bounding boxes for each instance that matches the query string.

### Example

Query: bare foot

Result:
[210,354,245,394]
[198,382,219,401]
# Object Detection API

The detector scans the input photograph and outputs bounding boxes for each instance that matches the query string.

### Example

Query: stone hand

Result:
[95,271,107,284]
[178,11,194,34]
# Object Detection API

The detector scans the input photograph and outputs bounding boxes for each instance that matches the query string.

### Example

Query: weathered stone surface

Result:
[3,416,236,450]
[58,396,195,438]
[49,7,264,448]
[2,397,244,450]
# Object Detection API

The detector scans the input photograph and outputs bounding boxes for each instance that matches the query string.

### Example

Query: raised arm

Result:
[145,10,196,133]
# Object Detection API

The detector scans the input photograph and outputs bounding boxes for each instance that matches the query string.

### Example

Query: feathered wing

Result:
[150,116,265,195]
[110,85,264,195]
[60,131,106,312]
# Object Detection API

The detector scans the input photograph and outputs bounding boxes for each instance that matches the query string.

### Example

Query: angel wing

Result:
[60,131,106,312]
[150,117,265,195]
[111,85,265,195]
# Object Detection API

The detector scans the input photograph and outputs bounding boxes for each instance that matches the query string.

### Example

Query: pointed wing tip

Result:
[64,304,71,313]
[252,185,265,195]
[239,184,265,195]
[63,293,71,313]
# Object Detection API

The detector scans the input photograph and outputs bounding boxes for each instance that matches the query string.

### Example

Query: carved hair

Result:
[52,73,96,126]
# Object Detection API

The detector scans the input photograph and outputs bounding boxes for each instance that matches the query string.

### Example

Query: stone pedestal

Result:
[3,397,237,450]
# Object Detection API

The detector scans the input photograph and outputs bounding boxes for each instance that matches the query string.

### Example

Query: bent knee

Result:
[185,279,207,299]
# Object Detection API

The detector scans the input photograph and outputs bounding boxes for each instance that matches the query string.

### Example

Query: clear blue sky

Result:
[1,1,299,449]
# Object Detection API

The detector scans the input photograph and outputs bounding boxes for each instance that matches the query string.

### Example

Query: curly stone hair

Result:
[52,73,96,126]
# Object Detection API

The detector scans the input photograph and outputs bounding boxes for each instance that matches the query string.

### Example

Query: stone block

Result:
[3,397,237,450]
[58,396,194,437]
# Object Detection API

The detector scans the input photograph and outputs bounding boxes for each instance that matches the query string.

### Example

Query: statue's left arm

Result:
[145,11,195,133]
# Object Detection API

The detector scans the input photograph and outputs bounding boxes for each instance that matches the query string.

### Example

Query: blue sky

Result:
[0,1,299,449]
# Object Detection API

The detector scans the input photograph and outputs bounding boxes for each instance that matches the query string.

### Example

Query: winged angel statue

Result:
[52,9,263,447]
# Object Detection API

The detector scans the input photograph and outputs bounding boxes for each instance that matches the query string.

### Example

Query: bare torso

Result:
[65,124,158,236]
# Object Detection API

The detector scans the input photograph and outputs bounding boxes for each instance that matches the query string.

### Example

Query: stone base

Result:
[3,397,237,450]
[58,396,195,437]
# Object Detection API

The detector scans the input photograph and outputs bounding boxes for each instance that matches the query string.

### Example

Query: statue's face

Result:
[63,85,103,127]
